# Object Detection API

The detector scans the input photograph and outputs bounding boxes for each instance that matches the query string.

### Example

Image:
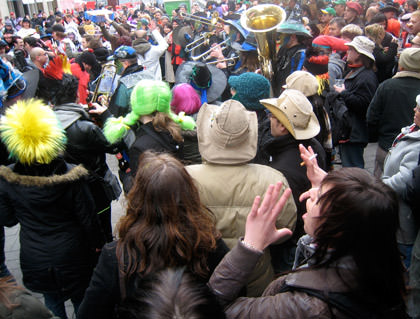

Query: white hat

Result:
[282,71,319,97]
[261,89,320,140]
[345,36,375,61]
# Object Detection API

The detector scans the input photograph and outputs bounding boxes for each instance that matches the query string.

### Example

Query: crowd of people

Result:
[0,0,420,318]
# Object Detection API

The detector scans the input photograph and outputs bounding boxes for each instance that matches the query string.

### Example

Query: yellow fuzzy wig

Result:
[0,99,67,165]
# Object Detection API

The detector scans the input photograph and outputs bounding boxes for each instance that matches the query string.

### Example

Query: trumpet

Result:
[190,38,231,61]
[207,56,239,67]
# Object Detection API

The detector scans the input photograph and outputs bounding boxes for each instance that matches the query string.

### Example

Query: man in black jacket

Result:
[367,48,420,178]
[259,89,326,272]
[53,73,121,242]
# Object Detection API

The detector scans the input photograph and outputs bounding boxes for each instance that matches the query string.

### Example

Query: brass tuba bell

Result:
[240,5,286,80]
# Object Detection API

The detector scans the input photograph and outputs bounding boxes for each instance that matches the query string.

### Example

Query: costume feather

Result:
[0,99,66,164]
[44,54,71,80]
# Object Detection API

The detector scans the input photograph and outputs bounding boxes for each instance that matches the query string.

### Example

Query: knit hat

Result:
[103,80,195,144]
[345,36,375,61]
[321,7,336,16]
[333,0,346,5]
[282,71,319,97]
[399,48,420,72]
[303,48,329,76]
[261,89,320,140]
[346,2,363,15]
[312,35,348,52]
[0,99,66,164]
[228,73,270,111]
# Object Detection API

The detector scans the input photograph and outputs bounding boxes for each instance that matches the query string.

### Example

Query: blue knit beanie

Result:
[228,73,270,111]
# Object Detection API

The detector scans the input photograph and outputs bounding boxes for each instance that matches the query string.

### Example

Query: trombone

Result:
[185,32,212,53]
[180,11,228,28]
[207,56,239,67]
[190,37,231,61]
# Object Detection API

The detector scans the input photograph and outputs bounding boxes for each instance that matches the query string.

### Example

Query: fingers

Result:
[249,195,261,218]
[299,190,311,202]
[273,228,293,242]
[272,187,291,218]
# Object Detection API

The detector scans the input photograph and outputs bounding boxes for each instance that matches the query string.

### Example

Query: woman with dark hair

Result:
[77,151,229,319]
[207,145,406,318]
[70,51,99,104]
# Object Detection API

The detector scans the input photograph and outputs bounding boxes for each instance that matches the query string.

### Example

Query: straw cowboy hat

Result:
[261,89,320,140]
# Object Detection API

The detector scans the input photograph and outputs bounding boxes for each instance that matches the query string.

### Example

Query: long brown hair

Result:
[238,51,259,73]
[116,152,218,281]
[152,112,183,143]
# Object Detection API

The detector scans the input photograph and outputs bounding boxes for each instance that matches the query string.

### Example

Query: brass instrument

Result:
[240,4,286,80]
[185,32,212,53]
[207,56,239,67]
[180,11,228,28]
[91,62,117,105]
[190,38,231,61]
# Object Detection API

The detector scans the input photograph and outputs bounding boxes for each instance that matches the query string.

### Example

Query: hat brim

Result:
[175,62,227,103]
[345,42,376,62]
[196,102,258,164]
[21,69,39,99]
[240,42,257,52]
[261,98,320,140]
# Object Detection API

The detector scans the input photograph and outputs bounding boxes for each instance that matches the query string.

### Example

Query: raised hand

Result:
[244,182,293,251]
[299,144,327,188]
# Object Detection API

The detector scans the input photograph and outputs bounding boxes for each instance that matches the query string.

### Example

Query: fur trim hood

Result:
[0,164,89,187]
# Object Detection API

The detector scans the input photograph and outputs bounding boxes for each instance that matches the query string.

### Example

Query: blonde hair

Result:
[341,24,363,40]
[365,24,385,47]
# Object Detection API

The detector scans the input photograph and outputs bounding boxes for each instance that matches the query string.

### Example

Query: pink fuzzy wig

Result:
[171,83,202,115]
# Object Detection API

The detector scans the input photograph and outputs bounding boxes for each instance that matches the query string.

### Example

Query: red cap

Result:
[346,2,363,15]
[312,35,349,52]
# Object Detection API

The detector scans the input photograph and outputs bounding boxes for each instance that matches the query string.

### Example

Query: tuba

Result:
[240,5,286,80]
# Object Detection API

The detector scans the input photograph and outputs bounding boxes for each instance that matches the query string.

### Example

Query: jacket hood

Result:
[0,164,88,187]
[132,38,151,56]
[54,104,90,129]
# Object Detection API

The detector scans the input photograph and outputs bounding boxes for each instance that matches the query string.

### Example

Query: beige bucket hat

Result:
[345,36,375,61]
[261,89,320,140]
[196,99,257,164]
[282,71,319,97]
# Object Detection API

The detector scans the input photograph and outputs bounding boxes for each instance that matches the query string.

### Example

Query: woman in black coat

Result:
[77,152,228,319]
[0,99,105,319]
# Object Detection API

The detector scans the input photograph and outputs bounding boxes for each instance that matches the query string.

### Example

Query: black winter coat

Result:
[129,122,184,175]
[261,134,326,239]
[55,104,119,212]
[340,66,378,144]
[0,159,104,295]
[367,75,420,151]
[77,239,229,319]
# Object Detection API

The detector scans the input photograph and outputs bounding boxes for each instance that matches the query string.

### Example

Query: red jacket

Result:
[70,63,90,105]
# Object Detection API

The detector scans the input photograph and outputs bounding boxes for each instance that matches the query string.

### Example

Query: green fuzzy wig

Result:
[104,80,195,144]
[0,99,66,165]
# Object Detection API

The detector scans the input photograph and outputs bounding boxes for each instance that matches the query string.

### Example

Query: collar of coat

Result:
[0,164,88,187]
[392,70,420,80]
